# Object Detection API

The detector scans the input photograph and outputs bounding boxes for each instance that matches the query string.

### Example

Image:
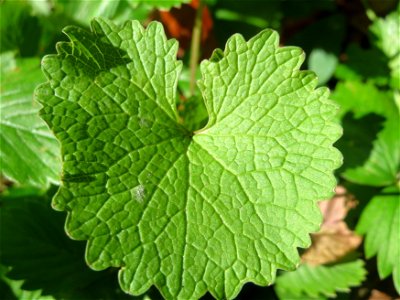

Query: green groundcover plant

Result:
[0,1,399,299]
[36,18,342,299]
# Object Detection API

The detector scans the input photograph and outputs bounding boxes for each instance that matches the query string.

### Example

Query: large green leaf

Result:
[36,18,342,299]
[356,186,400,293]
[0,56,61,187]
[331,81,400,186]
[274,260,367,299]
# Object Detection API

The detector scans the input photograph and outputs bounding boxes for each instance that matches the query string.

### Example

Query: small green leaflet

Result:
[36,18,342,299]
[356,186,400,294]
[274,260,367,299]
[0,55,61,187]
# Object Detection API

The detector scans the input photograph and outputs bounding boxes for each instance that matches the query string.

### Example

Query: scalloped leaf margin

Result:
[35,18,342,300]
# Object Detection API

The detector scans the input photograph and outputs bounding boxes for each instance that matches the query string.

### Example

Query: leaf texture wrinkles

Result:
[36,18,342,300]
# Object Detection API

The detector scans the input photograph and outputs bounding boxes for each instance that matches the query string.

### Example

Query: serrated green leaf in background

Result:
[0,189,100,297]
[369,7,400,89]
[36,18,342,299]
[334,44,390,86]
[0,55,61,187]
[356,186,400,293]
[274,260,367,299]
[334,7,399,89]
[334,112,385,174]
[0,264,55,300]
[0,187,140,299]
[369,7,399,60]
[332,81,400,187]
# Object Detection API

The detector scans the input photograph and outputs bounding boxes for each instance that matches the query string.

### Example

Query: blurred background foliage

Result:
[0,0,399,299]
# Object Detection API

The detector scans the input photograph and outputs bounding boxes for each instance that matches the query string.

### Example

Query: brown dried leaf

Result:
[302,186,362,265]
[369,289,399,300]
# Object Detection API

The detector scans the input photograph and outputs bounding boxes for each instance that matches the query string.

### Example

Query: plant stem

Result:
[189,0,204,96]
